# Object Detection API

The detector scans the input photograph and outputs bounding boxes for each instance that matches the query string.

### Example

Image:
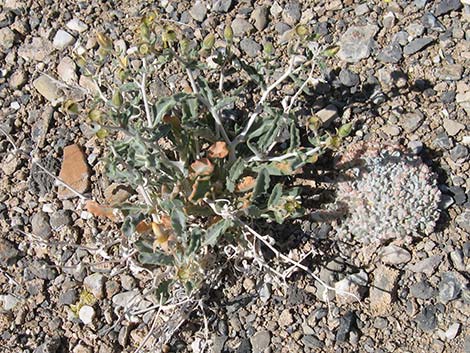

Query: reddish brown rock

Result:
[58,144,90,199]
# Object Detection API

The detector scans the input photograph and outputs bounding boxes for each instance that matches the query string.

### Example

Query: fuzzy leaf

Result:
[186,228,202,256]
[189,178,211,202]
[226,158,245,192]
[268,184,283,208]
[171,208,186,237]
[138,251,174,266]
[236,176,256,192]
[154,96,177,126]
[191,158,214,176]
[208,141,229,159]
[204,219,233,246]
[252,168,270,202]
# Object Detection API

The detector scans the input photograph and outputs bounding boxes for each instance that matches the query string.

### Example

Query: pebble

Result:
[9,70,28,89]
[282,1,301,26]
[189,1,207,22]
[369,265,399,315]
[338,25,378,63]
[240,38,261,57]
[433,131,453,150]
[120,274,136,290]
[231,18,254,37]
[407,255,442,277]
[422,13,446,32]
[438,272,461,303]
[450,249,465,271]
[0,27,15,51]
[443,118,465,136]
[406,23,425,39]
[409,280,435,299]
[355,3,369,16]
[250,331,270,353]
[336,311,357,342]
[258,283,271,303]
[270,2,283,17]
[112,290,141,308]
[79,305,95,325]
[18,37,53,62]
[302,335,324,348]
[0,294,21,310]
[33,75,62,104]
[380,245,412,264]
[251,6,269,31]
[279,309,293,327]
[212,335,227,353]
[383,11,396,29]
[448,186,467,205]
[444,323,460,340]
[339,68,360,87]
[0,239,19,266]
[212,0,232,13]
[31,211,52,239]
[49,210,72,230]
[403,37,433,55]
[57,56,78,84]
[59,289,78,305]
[377,43,403,63]
[415,305,437,331]
[84,273,106,299]
[66,18,88,33]
[57,144,90,199]
[401,111,424,133]
[53,29,75,50]
[436,64,463,81]
[434,0,462,16]
[450,144,468,162]
[382,125,401,136]
[316,104,338,127]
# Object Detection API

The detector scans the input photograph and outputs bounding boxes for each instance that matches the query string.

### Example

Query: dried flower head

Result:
[335,142,441,244]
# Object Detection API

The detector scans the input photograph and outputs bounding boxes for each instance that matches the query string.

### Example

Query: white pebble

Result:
[78,305,95,325]
[66,18,88,33]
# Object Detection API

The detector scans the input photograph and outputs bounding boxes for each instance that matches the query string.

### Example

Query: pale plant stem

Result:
[286,60,316,114]
[186,67,199,94]
[247,146,322,163]
[141,58,153,127]
[133,297,163,353]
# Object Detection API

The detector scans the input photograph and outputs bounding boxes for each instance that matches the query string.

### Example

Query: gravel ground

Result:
[0,0,469,352]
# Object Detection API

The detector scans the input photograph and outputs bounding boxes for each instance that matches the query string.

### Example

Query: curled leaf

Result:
[191,158,214,176]
[136,220,152,234]
[96,32,112,49]
[208,141,229,159]
[85,200,116,221]
[236,176,256,192]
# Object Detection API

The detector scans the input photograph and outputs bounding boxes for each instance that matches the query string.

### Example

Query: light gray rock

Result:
[0,294,21,310]
[456,211,470,232]
[401,111,424,133]
[316,104,338,127]
[231,17,254,37]
[31,211,52,239]
[240,38,261,57]
[0,27,15,51]
[338,25,379,63]
[403,37,433,55]
[212,0,232,13]
[57,56,78,84]
[407,255,442,276]
[377,43,403,63]
[9,70,28,89]
[18,37,54,62]
[250,331,271,353]
[79,305,95,325]
[84,273,106,299]
[66,18,88,33]
[189,1,207,22]
[443,118,465,136]
[339,68,360,87]
[251,6,269,31]
[53,29,75,50]
[33,75,62,104]
[380,245,412,264]
[112,290,141,308]
[282,1,301,25]
[436,64,463,81]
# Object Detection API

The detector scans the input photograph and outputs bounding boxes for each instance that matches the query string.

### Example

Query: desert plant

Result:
[78,14,351,295]
[335,142,441,244]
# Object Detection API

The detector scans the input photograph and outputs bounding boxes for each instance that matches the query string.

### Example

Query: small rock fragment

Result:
[189,1,207,22]
[53,29,75,50]
[407,255,442,277]
[434,0,462,16]
[445,323,460,340]
[380,245,412,264]
[415,305,437,331]
[436,64,463,81]
[18,37,53,62]
[31,211,52,239]
[57,56,78,84]
[66,18,88,33]
[240,38,261,57]
[0,239,19,266]
[377,43,403,63]
[212,0,232,13]
[443,118,465,136]
[0,27,15,51]
[231,17,254,37]
[401,111,424,133]
[79,305,95,325]
[251,6,269,31]
[84,273,105,299]
[316,104,338,127]
[438,272,462,303]
[403,37,433,55]
[409,280,435,299]
[33,75,62,104]
[282,1,301,25]
[369,264,399,315]
[57,144,90,199]
[338,25,379,63]
[250,331,271,353]
[9,70,28,89]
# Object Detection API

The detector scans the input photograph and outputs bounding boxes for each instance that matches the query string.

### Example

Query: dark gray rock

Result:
[441,91,456,103]
[240,38,261,57]
[339,69,360,87]
[236,338,252,353]
[302,335,324,348]
[415,306,437,331]
[438,272,462,303]
[49,210,72,231]
[448,186,467,205]
[0,239,19,266]
[377,43,403,63]
[31,211,52,239]
[410,280,435,299]
[283,1,301,26]
[403,37,433,55]
[29,260,57,280]
[434,0,462,17]
[29,156,60,197]
[422,13,446,32]
[58,289,78,305]
[212,0,232,13]
[336,311,357,342]
[433,131,453,150]
[33,337,63,353]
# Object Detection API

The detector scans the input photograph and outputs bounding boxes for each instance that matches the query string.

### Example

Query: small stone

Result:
[33,75,62,104]
[31,211,52,239]
[282,1,301,26]
[382,125,401,136]
[434,0,462,16]
[258,283,271,303]
[112,290,141,308]
[450,144,468,162]
[403,37,433,55]
[211,335,227,353]
[84,273,105,299]
[242,278,255,291]
[66,18,88,33]
[270,2,283,17]
[0,294,21,311]
[231,18,254,37]
[406,23,425,39]
[212,0,232,13]
[0,239,19,266]
[120,274,136,290]
[250,331,270,353]
[433,131,453,150]
[445,323,460,340]
[79,305,95,325]
[422,13,446,32]
[240,38,261,57]
[49,210,72,231]
[189,1,207,22]
[18,37,53,62]
[279,309,293,327]
[1,154,18,176]
[407,255,442,277]
[9,70,28,89]
[415,306,437,331]
[443,118,465,136]
[449,249,465,271]
[53,29,75,50]
[441,91,456,103]
[383,12,396,29]
[410,280,435,299]
[380,245,412,264]
[251,6,269,31]
[302,335,324,349]
[438,272,462,303]
[72,344,92,353]
[355,3,369,16]
[401,111,424,133]
[316,104,338,127]
[369,265,399,315]
[338,25,379,63]
[57,56,78,84]
[104,184,131,205]
[339,68,360,87]
[58,144,90,199]
[59,289,77,305]
[408,140,423,155]
[336,312,357,342]
[377,43,402,63]
[335,271,368,304]
[0,27,15,51]
[436,64,463,81]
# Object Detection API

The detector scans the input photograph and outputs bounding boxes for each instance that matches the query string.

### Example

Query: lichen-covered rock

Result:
[335,142,441,244]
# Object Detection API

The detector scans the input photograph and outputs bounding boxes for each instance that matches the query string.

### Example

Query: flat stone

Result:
[422,12,446,32]
[78,305,95,325]
[369,265,399,315]
[31,211,52,239]
[9,70,28,89]
[434,0,462,16]
[339,68,360,87]
[57,144,90,199]
[407,255,442,276]
[212,0,232,13]
[338,25,379,63]
[0,294,21,310]
[231,17,254,37]
[382,125,401,136]
[403,37,433,55]
[415,305,437,331]
[316,104,338,127]
[443,118,465,136]
[53,29,75,50]
[189,1,207,22]
[302,335,324,349]
[433,131,453,150]
[380,245,412,264]
[445,323,460,340]
[282,1,301,26]
[377,43,403,63]
[408,140,423,155]
[450,144,468,162]
[211,335,227,353]
[251,6,269,31]
[18,37,53,62]
[84,273,105,299]
[59,289,77,305]
[456,211,470,231]
[66,18,88,33]
[336,311,356,342]
[250,331,271,353]
[104,183,132,205]
[0,239,19,266]
[0,27,15,51]
[401,111,424,133]
[112,290,141,308]
[436,64,463,81]
[240,38,261,57]
[410,280,435,299]
[438,272,462,303]
[49,210,72,231]
[33,75,62,104]
[57,56,78,84]
[279,309,293,327]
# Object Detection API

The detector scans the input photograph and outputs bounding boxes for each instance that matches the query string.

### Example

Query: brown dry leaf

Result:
[236,176,256,192]
[136,220,152,234]
[85,200,116,221]
[191,158,214,176]
[208,141,229,159]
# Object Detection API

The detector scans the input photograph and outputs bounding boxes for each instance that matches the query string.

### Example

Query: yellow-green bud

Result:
[224,25,233,42]
[202,33,215,50]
